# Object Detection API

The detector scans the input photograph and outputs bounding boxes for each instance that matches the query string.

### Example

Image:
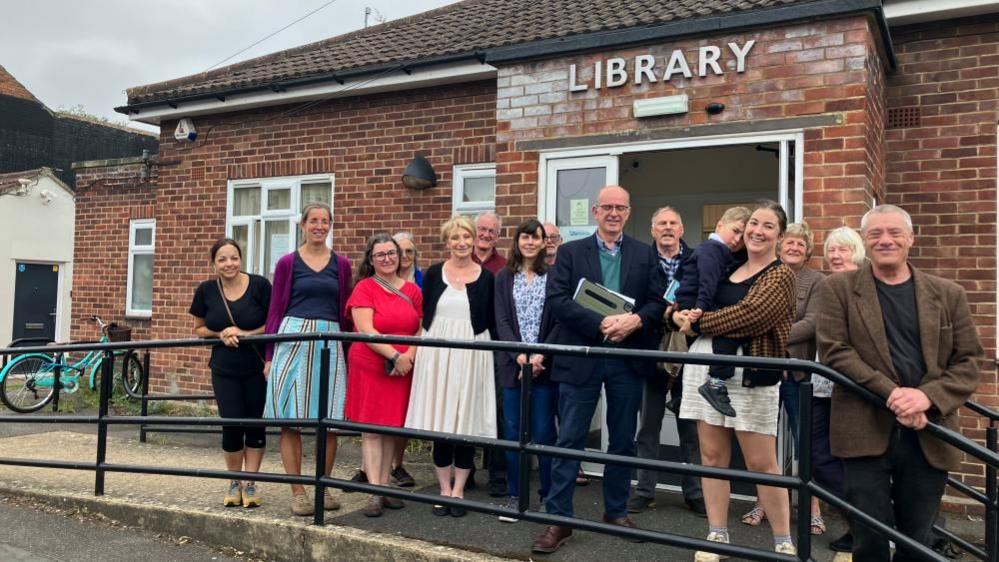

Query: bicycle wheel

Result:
[119,353,144,397]
[0,355,56,413]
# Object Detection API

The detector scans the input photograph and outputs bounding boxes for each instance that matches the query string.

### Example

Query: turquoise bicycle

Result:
[0,316,145,413]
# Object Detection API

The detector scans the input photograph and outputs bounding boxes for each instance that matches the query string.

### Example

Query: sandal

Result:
[741,505,766,526]
[810,514,826,535]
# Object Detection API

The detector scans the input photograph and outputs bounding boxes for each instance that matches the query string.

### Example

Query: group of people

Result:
[188,186,983,561]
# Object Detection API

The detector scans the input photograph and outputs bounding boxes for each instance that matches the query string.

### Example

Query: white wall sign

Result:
[568,41,755,92]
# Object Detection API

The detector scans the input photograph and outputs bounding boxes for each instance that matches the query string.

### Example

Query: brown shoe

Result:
[602,514,644,543]
[382,495,405,510]
[362,495,384,518]
[323,488,341,511]
[532,525,572,554]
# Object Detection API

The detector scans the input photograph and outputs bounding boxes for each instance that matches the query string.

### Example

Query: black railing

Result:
[1,332,996,561]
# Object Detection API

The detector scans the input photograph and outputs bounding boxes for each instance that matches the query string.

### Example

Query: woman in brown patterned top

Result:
[673,200,796,559]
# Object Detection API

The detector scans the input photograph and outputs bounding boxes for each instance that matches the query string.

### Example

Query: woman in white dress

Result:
[405,215,496,517]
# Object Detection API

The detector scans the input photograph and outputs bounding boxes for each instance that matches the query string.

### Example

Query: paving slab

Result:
[0,423,983,561]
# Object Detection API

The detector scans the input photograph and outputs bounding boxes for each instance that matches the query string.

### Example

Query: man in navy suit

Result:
[532,185,667,554]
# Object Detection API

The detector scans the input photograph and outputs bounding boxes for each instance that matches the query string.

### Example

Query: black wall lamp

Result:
[706,102,726,115]
[402,155,438,190]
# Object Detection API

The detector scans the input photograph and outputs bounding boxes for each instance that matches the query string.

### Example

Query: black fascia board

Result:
[116,0,894,115]
[487,0,895,69]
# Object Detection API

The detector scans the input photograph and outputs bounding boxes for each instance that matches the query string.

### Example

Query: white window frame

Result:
[536,130,805,224]
[126,218,155,318]
[452,164,496,216]
[225,174,335,278]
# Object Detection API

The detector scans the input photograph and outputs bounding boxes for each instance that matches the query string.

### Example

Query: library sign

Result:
[567,40,756,91]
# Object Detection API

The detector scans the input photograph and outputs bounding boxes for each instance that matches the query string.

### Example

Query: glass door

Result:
[545,155,619,243]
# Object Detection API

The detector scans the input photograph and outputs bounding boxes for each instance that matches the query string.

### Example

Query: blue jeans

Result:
[779,376,801,458]
[546,359,644,519]
[502,382,558,500]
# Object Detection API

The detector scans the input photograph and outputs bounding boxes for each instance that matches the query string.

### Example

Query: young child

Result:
[673,206,751,417]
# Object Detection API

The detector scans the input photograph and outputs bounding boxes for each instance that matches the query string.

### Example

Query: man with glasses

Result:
[532,186,666,554]
[472,210,508,496]
[543,222,562,266]
[473,211,507,274]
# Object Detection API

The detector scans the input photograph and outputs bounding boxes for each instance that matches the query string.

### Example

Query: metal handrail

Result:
[0,332,988,561]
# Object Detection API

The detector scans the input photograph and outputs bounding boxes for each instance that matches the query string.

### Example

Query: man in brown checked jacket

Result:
[817,205,983,562]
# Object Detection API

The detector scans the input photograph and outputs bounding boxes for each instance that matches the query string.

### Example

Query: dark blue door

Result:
[11,263,59,343]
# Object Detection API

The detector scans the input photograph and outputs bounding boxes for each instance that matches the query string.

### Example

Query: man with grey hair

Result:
[543,222,561,266]
[473,211,507,274]
[628,206,705,517]
[472,210,508,496]
[818,204,983,560]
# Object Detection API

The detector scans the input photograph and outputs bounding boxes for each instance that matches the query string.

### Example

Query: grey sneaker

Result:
[223,480,242,507]
[391,465,415,488]
[627,494,655,513]
[290,493,314,516]
[498,496,520,523]
[242,483,261,508]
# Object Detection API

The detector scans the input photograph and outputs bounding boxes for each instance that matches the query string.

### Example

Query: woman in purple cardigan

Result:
[263,202,353,517]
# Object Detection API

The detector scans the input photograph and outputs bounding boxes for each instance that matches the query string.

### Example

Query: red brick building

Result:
[75,0,998,498]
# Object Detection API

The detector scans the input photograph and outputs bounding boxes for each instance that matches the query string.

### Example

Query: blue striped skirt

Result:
[263,316,347,420]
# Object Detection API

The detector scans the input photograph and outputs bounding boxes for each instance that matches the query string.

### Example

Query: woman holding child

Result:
[673,200,797,559]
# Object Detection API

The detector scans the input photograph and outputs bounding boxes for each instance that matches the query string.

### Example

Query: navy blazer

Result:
[546,233,667,383]
[494,268,555,388]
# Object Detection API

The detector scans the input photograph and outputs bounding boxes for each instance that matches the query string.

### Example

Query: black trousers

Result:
[433,441,476,470]
[211,369,267,453]
[844,427,947,562]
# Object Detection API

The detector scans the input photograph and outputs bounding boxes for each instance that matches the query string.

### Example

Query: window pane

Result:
[231,224,253,274]
[264,220,290,279]
[233,187,261,216]
[130,254,153,312]
[555,167,604,228]
[301,182,332,208]
[134,227,153,246]
[462,176,496,203]
[267,188,291,211]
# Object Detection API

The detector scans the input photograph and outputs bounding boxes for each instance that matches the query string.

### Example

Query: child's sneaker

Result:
[698,381,737,417]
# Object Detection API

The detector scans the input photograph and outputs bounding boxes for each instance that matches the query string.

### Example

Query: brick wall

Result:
[887,14,999,500]
[71,158,157,344]
[494,15,887,239]
[146,81,495,393]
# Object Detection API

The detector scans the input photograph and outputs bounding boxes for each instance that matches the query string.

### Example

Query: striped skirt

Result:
[263,316,347,420]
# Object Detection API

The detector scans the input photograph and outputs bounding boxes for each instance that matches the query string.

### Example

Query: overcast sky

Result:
[2,0,456,133]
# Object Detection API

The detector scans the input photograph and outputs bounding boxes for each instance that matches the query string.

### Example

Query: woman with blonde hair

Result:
[406,215,496,517]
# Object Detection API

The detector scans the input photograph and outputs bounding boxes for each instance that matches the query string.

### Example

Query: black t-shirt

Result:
[875,277,926,388]
[189,274,272,376]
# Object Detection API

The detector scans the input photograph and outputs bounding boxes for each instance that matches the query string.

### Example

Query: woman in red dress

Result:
[345,233,422,517]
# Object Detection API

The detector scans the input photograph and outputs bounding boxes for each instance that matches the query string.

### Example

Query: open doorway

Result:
[621,143,780,244]
[542,136,800,495]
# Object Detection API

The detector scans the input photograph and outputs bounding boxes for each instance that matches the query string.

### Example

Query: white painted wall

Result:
[0,174,75,345]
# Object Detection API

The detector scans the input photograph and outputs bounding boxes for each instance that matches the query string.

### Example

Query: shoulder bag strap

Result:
[371,275,414,308]
[217,278,266,365]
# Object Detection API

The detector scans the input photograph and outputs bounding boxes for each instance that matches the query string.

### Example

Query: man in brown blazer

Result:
[817,204,983,561]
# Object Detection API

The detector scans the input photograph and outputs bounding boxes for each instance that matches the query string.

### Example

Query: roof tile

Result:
[126,0,813,105]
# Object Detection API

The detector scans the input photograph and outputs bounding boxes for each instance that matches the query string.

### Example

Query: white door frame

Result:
[537,130,805,222]
[537,129,805,483]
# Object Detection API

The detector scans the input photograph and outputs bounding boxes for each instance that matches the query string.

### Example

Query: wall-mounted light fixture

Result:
[706,102,726,115]
[402,155,437,190]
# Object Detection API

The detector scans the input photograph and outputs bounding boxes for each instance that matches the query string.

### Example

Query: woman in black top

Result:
[190,238,271,509]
